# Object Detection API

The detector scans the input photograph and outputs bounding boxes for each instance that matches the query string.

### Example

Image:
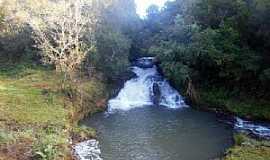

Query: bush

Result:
[91,26,131,79]
[33,130,68,160]
[0,1,35,63]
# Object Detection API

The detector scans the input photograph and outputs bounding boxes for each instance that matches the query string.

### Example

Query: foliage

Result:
[225,134,270,160]
[91,26,131,79]
[0,0,138,157]
[0,0,139,80]
[138,0,270,100]
[0,1,34,62]
[199,88,270,120]
[69,76,108,123]
[86,0,139,79]
[33,130,68,160]
[0,0,136,159]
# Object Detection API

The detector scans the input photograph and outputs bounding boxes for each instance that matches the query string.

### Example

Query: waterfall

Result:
[73,57,270,160]
[108,57,188,112]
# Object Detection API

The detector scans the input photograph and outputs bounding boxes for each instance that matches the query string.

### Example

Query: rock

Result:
[133,57,156,68]
[152,82,161,106]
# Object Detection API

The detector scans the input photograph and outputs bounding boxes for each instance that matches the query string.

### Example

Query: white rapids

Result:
[108,58,188,112]
[235,117,270,139]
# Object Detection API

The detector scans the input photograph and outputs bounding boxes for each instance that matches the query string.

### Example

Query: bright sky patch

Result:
[135,0,170,17]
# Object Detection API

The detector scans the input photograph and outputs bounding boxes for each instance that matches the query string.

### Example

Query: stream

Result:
[74,57,270,160]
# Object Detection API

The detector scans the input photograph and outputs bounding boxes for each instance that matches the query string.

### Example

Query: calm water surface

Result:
[82,107,233,160]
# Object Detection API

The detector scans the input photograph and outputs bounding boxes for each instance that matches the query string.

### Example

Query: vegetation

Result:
[199,88,270,120]
[0,61,107,159]
[0,62,69,159]
[1,0,270,159]
[135,0,270,120]
[225,134,270,160]
[134,0,270,159]
[0,0,138,159]
[28,0,96,76]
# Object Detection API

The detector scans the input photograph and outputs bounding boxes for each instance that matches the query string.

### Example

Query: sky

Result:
[135,0,170,17]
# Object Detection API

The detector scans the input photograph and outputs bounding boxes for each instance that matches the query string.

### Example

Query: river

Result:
[77,57,234,160]
[82,107,232,160]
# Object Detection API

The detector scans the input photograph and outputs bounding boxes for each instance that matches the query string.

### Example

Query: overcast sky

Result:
[135,0,170,17]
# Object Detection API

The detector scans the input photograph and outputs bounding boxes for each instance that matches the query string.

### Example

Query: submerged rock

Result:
[73,139,103,160]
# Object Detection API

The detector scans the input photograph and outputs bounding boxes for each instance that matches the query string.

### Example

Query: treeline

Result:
[0,0,139,81]
[1,0,270,100]
[134,0,270,100]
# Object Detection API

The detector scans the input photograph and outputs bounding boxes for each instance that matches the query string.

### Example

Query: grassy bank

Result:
[224,134,270,160]
[0,62,107,160]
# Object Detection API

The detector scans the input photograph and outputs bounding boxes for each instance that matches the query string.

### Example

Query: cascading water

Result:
[74,57,270,160]
[235,117,270,139]
[108,57,187,112]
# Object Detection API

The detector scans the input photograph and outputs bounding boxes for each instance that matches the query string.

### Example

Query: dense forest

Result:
[133,0,270,121]
[0,0,270,159]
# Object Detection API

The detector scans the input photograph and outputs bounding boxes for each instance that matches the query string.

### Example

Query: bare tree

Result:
[29,0,97,79]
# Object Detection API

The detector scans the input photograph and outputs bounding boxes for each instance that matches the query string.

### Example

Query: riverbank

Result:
[197,88,270,121]
[187,87,270,160]
[224,133,270,160]
[0,62,108,160]
[1,60,269,160]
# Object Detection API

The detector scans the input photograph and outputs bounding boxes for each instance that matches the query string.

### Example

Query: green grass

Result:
[0,62,108,160]
[225,134,270,160]
[0,63,70,159]
[0,64,67,126]
[199,88,270,121]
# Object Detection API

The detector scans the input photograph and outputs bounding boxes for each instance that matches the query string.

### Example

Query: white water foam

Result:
[73,140,103,160]
[158,80,187,109]
[108,67,156,111]
[235,117,270,139]
[108,58,188,112]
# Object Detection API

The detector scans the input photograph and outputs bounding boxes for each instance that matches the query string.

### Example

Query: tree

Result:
[87,0,139,80]
[29,0,97,77]
[0,0,33,62]
[138,0,270,98]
